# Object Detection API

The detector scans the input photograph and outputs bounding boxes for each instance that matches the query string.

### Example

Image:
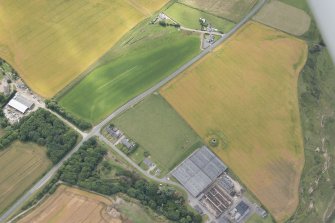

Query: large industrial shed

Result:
[172,146,227,197]
[7,94,34,113]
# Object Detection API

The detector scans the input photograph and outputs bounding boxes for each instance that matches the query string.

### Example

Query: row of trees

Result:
[59,138,202,223]
[158,20,181,28]
[45,100,92,131]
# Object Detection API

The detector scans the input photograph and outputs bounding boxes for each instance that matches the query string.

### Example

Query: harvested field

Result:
[0,141,51,214]
[113,94,201,175]
[178,0,257,22]
[18,185,121,223]
[254,0,311,36]
[160,22,307,221]
[0,0,167,98]
[19,185,170,223]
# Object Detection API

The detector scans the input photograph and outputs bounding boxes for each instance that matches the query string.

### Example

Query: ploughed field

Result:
[0,141,51,214]
[59,24,200,123]
[0,0,167,98]
[160,22,307,222]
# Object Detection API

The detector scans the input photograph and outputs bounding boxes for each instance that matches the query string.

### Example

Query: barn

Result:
[7,94,34,113]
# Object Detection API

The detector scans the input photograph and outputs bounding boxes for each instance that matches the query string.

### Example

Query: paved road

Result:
[0,0,266,221]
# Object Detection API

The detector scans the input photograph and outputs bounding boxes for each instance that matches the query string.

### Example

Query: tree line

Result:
[45,100,92,131]
[58,138,202,223]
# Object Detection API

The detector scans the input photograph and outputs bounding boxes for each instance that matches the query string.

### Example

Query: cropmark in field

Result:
[160,22,308,221]
[0,141,51,214]
[254,0,311,36]
[59,23,200,123]
[0,0,168,98]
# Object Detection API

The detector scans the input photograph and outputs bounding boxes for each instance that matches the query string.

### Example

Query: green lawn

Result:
[113,94,201,175]
[247,214,274,223]
[117,197,171,223]
[59,22,200,123]
[165,3,235,32]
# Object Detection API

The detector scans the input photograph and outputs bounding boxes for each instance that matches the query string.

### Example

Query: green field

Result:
[0,141,51,214]
[247,214,274,223]
[113,94,201,175]
[288,36,335,223]
[117,197,171,223]
[165,3,235,32]
[59,22,200,123]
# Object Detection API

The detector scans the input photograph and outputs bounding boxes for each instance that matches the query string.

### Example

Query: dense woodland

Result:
[19,109,78,163]
[45,100,92,131]
[58,138,202,223]
[0,109,78,163]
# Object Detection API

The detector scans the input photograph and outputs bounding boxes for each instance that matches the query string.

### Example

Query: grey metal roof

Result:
[143,158,154,167]
[14,94,33,108]
[235,201,249,216]
[172,146,227,197]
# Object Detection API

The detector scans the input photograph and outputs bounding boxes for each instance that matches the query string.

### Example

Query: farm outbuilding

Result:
[7,94,34,113]
[172,146,227,197]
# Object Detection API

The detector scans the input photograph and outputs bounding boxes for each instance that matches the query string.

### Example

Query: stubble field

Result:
[0,0,167,98]
[18,185,121,223]
[0,141,51,214]
[19,185,171,223]
[254,1,311,36]
[160,22,308,221]
[178,0,257,22]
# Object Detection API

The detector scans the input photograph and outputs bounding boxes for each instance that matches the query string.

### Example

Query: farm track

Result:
[0,0,266,222]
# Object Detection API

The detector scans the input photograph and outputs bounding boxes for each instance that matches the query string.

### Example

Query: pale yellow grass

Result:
[19,185,121,223]
[0,0,167,98]
[254,0,311,36]
[161,22,307,222]
[0,141,51,214]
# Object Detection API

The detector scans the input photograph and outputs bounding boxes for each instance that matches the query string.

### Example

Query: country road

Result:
[0,0,266,222]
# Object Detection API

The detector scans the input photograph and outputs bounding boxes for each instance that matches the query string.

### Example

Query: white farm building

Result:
[7,94,34,113]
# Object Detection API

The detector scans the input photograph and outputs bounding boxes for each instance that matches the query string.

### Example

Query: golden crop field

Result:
[18,185,121,223]
[0,0,167,98]
[0,141,51,214]
[161,22,308,222]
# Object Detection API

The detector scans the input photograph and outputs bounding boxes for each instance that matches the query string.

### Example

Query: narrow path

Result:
[0,0,266,221]
[180,26,224,36]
